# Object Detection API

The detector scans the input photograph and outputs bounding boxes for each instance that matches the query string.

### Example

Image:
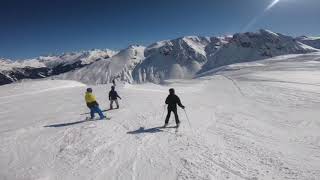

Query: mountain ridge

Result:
[0,29,319,85]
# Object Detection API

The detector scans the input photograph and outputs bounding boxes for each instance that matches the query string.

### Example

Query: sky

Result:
[0,0,319,59]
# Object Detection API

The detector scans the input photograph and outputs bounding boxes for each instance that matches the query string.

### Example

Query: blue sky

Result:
[1,0,319,59]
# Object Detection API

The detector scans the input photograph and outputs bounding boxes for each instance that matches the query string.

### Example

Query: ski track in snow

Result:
[1,55,320,180]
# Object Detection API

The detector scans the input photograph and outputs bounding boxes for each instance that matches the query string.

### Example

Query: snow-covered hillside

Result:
[133,36,216,83]
[199,29,318,73]
[1,53,320,180]
[297,36,320,49]
[56,45,145,84]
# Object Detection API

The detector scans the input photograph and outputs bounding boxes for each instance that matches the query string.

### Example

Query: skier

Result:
[112,79,116,87]
[85,88,106,120]
[164,88,185,128]
[109,86,121,109]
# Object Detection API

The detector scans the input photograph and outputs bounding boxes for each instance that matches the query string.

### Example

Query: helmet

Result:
[87,88,93,92]
[169,88,175,94]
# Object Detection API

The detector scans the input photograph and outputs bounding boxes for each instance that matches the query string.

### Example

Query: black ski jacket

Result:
[165,94,184,110]
[109,90,121,100]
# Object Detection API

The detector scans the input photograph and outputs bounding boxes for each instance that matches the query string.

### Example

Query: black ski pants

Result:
[165,108,180,124]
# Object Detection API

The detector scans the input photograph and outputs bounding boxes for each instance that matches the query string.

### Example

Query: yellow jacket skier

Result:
[85,88,106,120]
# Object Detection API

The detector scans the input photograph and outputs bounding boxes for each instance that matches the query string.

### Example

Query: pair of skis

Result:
[82,108,120,120]
[85,116,111,121]
[158,124,180,134]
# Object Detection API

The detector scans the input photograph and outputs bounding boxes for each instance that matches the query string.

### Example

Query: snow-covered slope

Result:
[133,36,214,83]
[296,36,320,49]
[57,45,145,84]
[1,53,320,180]
[199,29,318,73]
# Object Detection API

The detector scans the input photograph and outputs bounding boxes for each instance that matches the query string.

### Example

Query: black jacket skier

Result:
[109,86,121,100]
[109,86,121,109]
[164,88,185,127]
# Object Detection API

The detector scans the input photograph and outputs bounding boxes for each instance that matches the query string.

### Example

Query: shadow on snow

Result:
[127,126,177,134]
[44,120,91,127]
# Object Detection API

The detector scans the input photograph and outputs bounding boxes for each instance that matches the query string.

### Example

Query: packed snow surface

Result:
[1,54,320,180]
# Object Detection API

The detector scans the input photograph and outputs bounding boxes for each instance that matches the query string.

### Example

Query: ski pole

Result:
[160,105,166,121]
[184,109,192,129]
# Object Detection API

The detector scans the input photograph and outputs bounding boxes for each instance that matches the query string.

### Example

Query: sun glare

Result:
[265,0,280,11]
[242,0,282,32]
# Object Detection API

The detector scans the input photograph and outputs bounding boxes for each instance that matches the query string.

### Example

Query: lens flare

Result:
[242,0,281,32]
[266,0,280,11]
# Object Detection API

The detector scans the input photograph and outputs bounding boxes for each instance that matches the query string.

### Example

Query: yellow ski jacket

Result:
[85,92,98,108]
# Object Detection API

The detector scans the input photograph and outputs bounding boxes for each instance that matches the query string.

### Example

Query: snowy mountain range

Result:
[0,29,319,85]
[0,49,116,85]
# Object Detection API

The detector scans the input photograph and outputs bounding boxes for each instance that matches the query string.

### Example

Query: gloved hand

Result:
[182,106,185,109]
